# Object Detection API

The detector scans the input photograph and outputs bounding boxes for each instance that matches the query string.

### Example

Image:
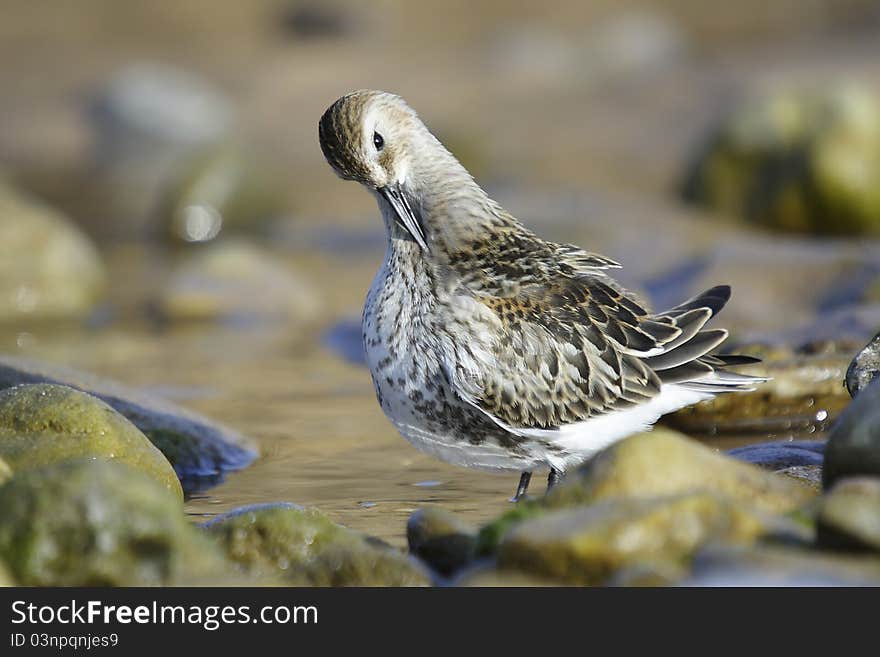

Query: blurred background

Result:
[1,0,880,543]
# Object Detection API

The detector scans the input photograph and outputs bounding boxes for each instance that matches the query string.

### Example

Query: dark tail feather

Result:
[646,285,765,391]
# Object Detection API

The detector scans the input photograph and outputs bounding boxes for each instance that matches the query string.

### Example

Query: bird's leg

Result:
[546,468,563,493]
[510,471,532,502]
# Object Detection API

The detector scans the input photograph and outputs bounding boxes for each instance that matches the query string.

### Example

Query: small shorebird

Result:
[319,90,763,501]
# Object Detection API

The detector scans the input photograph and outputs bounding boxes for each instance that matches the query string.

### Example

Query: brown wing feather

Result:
[444,231,755,431]
[464,274,691,430]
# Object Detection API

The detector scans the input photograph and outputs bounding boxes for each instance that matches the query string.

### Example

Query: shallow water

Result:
[0,320,521,546]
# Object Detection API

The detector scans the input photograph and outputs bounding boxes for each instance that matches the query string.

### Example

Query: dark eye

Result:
[373,132,385,151]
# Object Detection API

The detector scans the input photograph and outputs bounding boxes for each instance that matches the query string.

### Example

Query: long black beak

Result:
[379,184,429,252]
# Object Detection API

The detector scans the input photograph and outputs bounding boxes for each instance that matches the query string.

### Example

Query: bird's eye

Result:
[373,132,385,151]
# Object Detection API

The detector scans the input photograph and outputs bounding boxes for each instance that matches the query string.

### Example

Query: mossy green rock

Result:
[682,85,880,236]
[479,430,816,553]
[817,477,880,552]
[406,507,478,576]
[496,492,791,585]
[0,460,229,586]
[0,182,105,321]
[204,503,430,587]
[0,355,256,488]
[0,384,182,499]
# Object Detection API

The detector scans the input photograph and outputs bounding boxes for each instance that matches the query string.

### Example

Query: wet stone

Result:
[727,440,825,469]
[665,347,851,436]
[0,383,182,499]
[0,460,230,586]
[823,377,880,489]
[0,355,257,491]
[495,492,799,586]
[406,507,478,576]
[478,430,816,555]
[204,503,430,587]
[725,436,826,490]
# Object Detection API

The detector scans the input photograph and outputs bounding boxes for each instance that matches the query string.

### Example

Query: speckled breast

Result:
[360,244,538,471]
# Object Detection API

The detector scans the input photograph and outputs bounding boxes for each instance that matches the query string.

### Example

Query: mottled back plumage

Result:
[318,90,764,490]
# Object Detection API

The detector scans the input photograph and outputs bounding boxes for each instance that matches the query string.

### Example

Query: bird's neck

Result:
[403,138,519,260]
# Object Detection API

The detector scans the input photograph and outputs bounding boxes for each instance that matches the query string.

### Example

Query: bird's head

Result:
[319,90,447,251]
[319,90,419,186]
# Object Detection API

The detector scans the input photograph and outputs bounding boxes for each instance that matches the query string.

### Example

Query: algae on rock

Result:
[0,460,228,586]
[0,383,182,499]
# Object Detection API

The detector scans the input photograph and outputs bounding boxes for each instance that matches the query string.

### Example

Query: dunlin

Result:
[319,90,764,501]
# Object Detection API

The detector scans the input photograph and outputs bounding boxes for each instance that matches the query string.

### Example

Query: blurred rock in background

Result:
[160,145,288,244]
[682,85,880,236]
[0,181,105,323]
[88,63,233,239]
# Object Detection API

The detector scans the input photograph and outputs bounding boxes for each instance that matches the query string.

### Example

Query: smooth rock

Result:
[406,507,478,576]
[93,64,231,146]
[0,183,105,321]
[727,440,825,469]
[0,460,229,586]
[0,354,257,489]
[154,240,318,324]
[496,492,799,585]
[0,383,182,499]
[684,544,880,586]
[89,63,232,237]
[817,477,880,552]
[204,503,430,587]
[823,377,880,488]
[666,347,850,435]
[846,330,880,397]
[479,430,816,553]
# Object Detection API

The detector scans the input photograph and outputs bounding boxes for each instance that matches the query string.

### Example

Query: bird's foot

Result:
[510,471,532,503]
